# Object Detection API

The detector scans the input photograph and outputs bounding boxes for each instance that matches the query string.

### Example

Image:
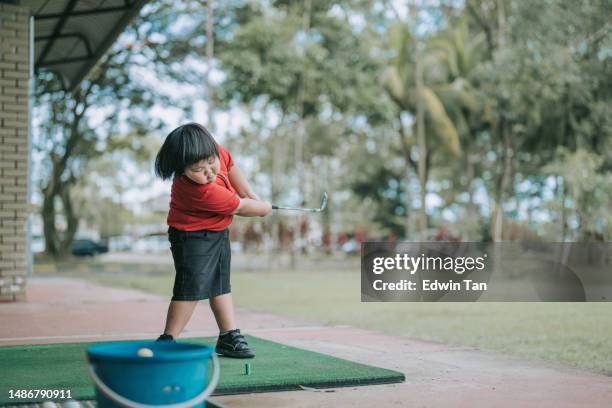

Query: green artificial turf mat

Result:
[0,336,404,404]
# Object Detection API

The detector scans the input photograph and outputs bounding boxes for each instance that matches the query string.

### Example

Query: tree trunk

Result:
[42,178,80,259]
[42,191,58,257]
[321,157,332,253]
[560,177,568,241]
[415,96,427,236]
[290,0,312,269]
[40,85,90,259]
[398,114,412,239]
[492,121,512,241]
[403,162,412,239]
[465,155,480,230]
[205,0,215,131]
[58,181,79,256]
[412,2,427,238]
[491,0,508,242]
[270,123,287,253]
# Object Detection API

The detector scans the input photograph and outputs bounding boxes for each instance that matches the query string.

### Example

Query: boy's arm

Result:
[226,162,271,216]
[233,198,272,217]
[228,165,260,200]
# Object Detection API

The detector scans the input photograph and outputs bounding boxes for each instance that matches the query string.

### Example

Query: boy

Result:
[154,123,271,358]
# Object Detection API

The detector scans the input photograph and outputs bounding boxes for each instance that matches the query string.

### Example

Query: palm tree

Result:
[426,19,492,225]
[383,22,463,238]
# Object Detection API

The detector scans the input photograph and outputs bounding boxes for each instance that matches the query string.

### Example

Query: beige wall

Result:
[0,2,30,301]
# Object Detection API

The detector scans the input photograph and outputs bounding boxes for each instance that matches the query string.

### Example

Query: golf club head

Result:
[318,192,328,212]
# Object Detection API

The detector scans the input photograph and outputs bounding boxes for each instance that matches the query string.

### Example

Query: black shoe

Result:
[215,329,255,358]
[156,334,176,343]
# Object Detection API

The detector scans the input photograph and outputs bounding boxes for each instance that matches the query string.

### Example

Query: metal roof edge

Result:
[67,0,151,92]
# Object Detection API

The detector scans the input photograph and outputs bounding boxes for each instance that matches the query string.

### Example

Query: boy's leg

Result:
[211,293,254,358]
[209,293,237,332]
[162,300,199,338]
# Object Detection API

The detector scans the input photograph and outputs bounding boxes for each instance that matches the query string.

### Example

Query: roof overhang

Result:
[17,0,150,91]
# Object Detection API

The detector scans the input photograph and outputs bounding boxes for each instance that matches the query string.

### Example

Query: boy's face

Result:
[184,156,220,184]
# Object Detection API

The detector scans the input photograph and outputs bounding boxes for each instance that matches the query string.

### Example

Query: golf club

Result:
[272,192,328,213]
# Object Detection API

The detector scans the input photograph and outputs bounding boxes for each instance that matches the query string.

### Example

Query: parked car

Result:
[71,239,109,257]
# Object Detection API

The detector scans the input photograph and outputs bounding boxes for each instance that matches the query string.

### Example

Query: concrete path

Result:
[1,277,611,408]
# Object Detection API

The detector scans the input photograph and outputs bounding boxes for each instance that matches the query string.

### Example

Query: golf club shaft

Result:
[272,192,328,213]
[272,205,321,212]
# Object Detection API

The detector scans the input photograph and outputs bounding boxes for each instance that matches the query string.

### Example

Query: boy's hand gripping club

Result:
[272,192,328,213]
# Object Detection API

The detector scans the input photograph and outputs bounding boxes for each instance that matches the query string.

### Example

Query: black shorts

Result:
[168,226,232,301]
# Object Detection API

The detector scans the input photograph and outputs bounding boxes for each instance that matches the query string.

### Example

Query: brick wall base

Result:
[0,2,31,302]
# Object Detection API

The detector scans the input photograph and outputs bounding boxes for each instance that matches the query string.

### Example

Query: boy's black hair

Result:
[154,122,219,180]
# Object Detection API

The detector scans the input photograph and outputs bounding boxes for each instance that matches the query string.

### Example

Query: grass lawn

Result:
[87,267,612,375]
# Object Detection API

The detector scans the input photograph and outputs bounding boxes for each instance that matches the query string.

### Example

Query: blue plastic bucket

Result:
[87,341,219,408]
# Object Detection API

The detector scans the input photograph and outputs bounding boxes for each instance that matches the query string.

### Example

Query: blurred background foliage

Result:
[33,0,611,258]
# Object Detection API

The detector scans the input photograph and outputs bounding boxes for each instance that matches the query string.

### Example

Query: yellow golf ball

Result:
[137,347,154,357]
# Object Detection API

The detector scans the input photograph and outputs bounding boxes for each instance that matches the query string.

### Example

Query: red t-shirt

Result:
[167,145,240,231]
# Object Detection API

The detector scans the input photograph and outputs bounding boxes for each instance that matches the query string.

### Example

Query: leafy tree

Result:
[34,2,196,258]
[469,0,611,240]
[544,149,612,240]
[217,0,390,246]
[382,20,469,236]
